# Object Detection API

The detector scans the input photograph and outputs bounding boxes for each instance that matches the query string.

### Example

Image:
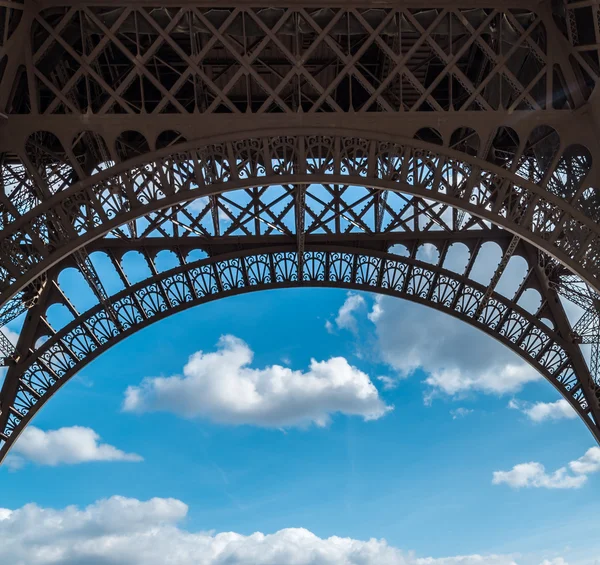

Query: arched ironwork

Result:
[1,130,599,309]
[0,244,598,462]
[1,1,600,457]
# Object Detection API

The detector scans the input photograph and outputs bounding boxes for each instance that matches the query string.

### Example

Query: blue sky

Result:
[1,286,599,565]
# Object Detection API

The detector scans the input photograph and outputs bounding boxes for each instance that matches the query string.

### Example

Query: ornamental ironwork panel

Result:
[0,1,600,459]
[0,245,598,462]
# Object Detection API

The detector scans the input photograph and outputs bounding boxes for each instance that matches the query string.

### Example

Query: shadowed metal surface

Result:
[1,0,600,458]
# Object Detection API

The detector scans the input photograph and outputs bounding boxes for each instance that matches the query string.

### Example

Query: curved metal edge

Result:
[0,245,597,464]
[12,127,565,219]
[1,129,598,316]
[2,172,600,312]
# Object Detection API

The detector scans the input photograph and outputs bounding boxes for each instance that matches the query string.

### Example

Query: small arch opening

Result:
[57,268,99,313]
[156,130,188,150]
[416,243,440,264]
[495,255,529,299]
[186,249,209,263]
[72,131,114,175]
[388,244,410,257]
[469,242,502,286]
[45,303,75,332]
[89,251,126,296]
[486,127,520,169]
[516,125,560,183]
[121,251,153,284]
[442,243,470,275]
[517,288,542,315]
[34,335,50,350]
[154,250,181,273]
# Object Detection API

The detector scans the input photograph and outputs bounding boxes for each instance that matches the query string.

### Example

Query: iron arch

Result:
[0,1,599,478]
[0,244,597,463]
[1,128,599,319]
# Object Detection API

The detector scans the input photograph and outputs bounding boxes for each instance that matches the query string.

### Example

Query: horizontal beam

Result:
[88,229,511,252]
[37,0,542,8]
[0,112,583,153]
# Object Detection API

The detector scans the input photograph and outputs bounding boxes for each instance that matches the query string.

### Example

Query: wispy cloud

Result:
[493,447,600,490]
[325,292,366,334]
[450,408,473,420]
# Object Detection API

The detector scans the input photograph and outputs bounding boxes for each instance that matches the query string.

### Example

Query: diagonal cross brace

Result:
[474,234,521,319]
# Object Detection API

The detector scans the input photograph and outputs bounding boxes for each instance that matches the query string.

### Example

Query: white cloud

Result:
[415,559,519,565]
[493,447,600,490]
[123,335,392,427]
[332,293,366,333]
[450,408,473,420]
[0,495,557,565]
[568,447,600,475]
[368,296,541,398]
[508,399,577,423]
[368,299,383,323]
[6,426,142,469]
[492,462,587,490]
[186,197,231,223]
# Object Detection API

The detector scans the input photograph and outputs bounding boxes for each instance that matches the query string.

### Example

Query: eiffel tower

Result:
[0,1,599,460]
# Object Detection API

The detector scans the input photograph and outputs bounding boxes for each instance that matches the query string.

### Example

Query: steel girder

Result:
[0,1,599,457]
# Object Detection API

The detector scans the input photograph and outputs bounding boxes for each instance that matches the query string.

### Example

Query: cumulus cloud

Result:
[568,447,600,475]
[6,426,142,469]
[492,462,587,490]
[123,335,392,427]
[0,495,556,565]
[329,293,366,333]
[368,296,541,399]
[493,447,600,490]
[508,399,577,423]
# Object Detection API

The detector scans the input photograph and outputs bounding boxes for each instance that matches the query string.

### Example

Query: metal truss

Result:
[0,2,593,115]
[0,1,600,458]
[0,238,598,462]
[1,131,599,310]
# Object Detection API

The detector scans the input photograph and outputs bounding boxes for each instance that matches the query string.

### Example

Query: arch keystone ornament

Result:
[1,0,600,459]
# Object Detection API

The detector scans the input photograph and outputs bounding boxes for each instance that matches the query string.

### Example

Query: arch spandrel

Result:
[0,242,598,463]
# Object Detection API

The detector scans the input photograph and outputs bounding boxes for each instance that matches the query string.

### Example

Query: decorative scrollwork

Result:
[1,245,593,464]
[1,130,599,345]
